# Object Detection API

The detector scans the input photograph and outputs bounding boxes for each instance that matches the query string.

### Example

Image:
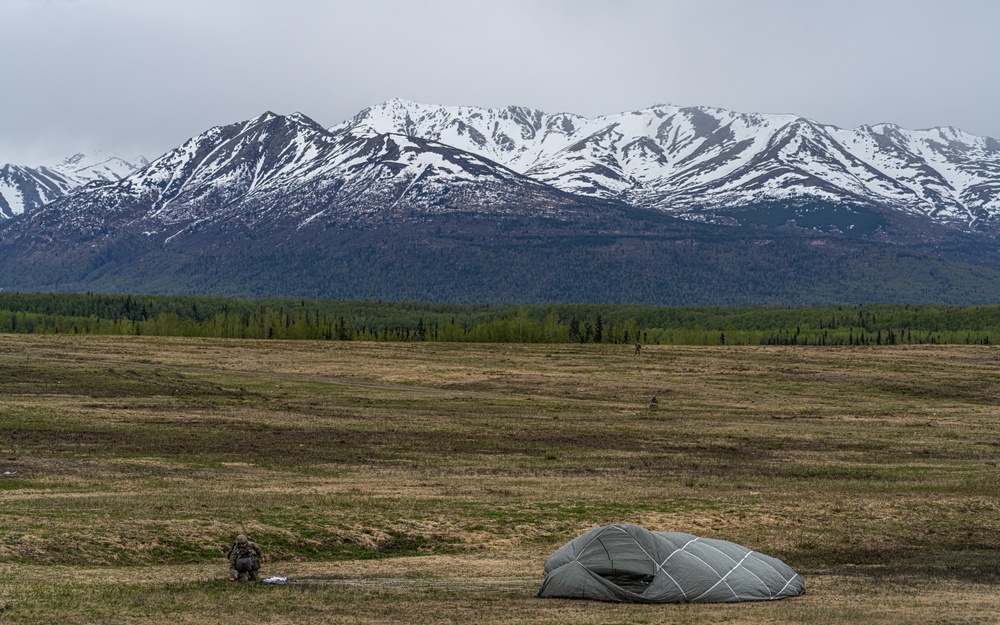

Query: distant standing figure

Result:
[228,534,266,582]
[649,395,658,409]
[635,342,642,355]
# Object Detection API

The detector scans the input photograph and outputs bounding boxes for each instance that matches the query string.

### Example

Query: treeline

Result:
[0,292,998,345]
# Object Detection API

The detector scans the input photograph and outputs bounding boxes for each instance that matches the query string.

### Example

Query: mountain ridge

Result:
[337,99,1000,236]
[0,152,146,218]
[2,102,1000,305]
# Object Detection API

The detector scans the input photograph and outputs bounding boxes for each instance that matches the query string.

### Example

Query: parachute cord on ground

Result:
[263,576,539,592]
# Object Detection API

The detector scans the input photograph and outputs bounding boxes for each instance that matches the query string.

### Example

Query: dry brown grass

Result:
[1,335,999,623]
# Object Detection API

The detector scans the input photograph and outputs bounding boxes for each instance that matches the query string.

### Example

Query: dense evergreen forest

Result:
[0,292,998,346]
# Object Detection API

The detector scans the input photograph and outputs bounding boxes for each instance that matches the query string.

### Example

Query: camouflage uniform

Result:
[227,534,265,581]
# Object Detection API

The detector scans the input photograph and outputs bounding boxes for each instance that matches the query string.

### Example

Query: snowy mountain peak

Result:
[34,108,575,242]
[47,151,143,182]
[5,100,1000,239]
[61,153,87,166]
[249,111,280,124]
[8,100,1000,307]
[0,150,145,218]
[334,100,1000,233]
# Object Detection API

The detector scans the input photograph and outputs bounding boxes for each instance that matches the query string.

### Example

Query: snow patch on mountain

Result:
[0,152,146,218]
[26,111,579,246]
[8,100,1000,241]
[338,99,1000,232]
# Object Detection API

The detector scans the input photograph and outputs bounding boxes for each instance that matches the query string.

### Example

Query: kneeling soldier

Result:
[228,534,265,582]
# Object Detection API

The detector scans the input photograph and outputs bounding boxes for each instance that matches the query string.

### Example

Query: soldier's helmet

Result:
[236,534,248,544]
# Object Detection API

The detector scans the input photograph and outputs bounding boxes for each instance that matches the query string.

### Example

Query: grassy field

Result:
[1,334,998,623]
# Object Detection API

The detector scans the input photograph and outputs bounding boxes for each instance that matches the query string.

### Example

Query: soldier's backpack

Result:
[229,543,259,572]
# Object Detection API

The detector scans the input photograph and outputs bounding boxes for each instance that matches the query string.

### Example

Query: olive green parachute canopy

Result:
[538,524,804,603]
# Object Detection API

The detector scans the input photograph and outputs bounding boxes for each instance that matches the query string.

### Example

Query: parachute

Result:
[538,524,804,603]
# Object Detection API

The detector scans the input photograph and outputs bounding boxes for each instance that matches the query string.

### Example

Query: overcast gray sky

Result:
[1,0,998,164]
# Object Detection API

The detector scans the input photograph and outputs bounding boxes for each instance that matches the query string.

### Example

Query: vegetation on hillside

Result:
[6,202,1000,306]
[1,292,999,345]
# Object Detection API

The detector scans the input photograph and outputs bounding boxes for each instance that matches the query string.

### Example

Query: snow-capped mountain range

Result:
[4,99,1000,238]
[4,101,1000,304]
[0,152,146,218]
[338,99,1000,233]
[9,110,586,247]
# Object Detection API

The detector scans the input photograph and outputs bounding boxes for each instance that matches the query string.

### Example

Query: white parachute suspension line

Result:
[655,536,711,600]
[773,572,804,599]
[690,549,756,602]
[606,526,687,600]
[743,550,802,599]
[658,538,738,601]
[694,542,777,600]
